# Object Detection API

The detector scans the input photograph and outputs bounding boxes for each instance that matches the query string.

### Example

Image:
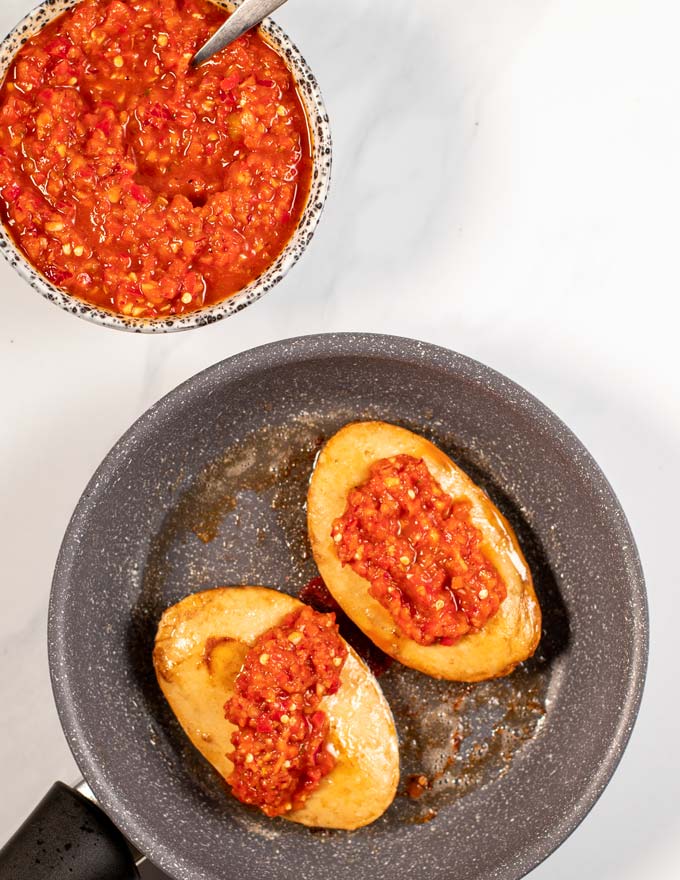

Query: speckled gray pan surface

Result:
[0,0,331,332]
[49,334,648,880]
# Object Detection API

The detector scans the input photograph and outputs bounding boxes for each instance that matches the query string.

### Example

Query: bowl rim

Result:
[0,0,332,333]
[49,332,649,880]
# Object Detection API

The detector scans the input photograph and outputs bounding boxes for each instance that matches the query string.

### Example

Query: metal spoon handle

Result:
[192,0,289,68]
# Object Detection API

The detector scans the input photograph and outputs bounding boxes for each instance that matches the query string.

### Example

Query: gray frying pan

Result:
[0,334,648,880]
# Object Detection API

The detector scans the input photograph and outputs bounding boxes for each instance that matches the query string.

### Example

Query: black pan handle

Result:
[0,781,140,879]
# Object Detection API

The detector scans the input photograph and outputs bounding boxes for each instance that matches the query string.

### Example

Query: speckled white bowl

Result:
[0,0,332,332]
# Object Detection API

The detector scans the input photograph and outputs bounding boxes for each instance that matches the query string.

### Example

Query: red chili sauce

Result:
[0,0,311,318]
[225,605,347,817]
[300,576,394,678]
[331,455,507,646]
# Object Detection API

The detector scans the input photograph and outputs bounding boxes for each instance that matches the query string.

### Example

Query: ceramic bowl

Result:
[0,0,332,332]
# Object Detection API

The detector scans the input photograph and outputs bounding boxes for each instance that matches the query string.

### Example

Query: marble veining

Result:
[1,1,679,879]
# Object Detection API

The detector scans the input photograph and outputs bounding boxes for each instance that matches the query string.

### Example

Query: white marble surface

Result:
[1,0,678,878]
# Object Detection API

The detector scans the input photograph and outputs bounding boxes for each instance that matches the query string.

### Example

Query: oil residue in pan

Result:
[136,411,562,830]
[384,657,548,823]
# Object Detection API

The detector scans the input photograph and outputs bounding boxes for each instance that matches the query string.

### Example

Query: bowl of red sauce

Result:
[0,0,331,331]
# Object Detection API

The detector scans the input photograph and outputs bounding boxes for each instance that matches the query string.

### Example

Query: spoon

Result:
[191,0,289,68]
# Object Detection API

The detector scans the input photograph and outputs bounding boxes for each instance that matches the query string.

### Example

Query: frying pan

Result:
[0,334,648,880]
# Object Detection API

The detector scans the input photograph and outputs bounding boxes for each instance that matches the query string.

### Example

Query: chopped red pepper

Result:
[332,455,507,646]
[129,184,151,206]
[220,73,241,92]
[0,0,311,319]
[44,36,71,58]
[300,576,394,678]
[225,605,347,817]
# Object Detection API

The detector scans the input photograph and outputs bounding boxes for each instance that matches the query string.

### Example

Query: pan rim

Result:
[48,332,649,880]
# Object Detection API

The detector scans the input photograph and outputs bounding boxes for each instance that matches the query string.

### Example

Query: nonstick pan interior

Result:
[49,334,647,880]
